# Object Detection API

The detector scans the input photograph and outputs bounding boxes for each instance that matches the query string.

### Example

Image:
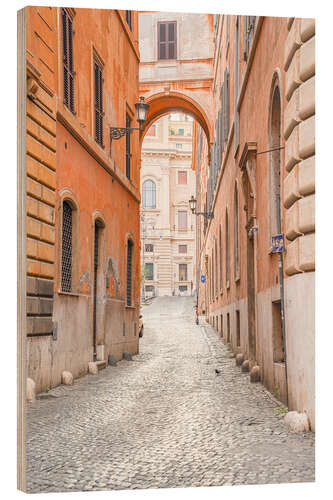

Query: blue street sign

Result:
[201,275,206,283]
[272,234,285,253]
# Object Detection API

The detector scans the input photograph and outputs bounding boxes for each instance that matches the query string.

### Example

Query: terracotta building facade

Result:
[25,8,142,393]
[141,113,196,298]
[195,15,315,429]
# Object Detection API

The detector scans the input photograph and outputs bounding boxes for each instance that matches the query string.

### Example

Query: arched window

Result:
[142,180,156,209]
[61,200,73,292]
[234,182,240,279]
[269,84,282,238]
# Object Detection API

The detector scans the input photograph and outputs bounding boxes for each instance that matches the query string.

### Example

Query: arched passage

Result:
[140,91,212,150]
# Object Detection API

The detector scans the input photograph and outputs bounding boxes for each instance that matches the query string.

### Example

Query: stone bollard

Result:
[122,351,132,361]
[27,378,36,403]
[108,354,117,366]
[241,360,250,372]
[250,365,260,382]
[284,411,310,433]
[88,362,98,375]
[236,353,244,366]
[61,371,74,385]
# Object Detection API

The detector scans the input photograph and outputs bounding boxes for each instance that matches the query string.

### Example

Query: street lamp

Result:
[110,96,149,142]
[188,195,214,219]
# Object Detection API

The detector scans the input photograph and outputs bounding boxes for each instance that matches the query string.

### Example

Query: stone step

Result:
[96,360,106,371]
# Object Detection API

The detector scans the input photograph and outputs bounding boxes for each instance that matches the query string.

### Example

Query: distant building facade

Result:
[141,114,196,297]
[25,8,141,393]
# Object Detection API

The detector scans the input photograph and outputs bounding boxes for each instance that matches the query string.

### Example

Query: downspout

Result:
[276,194,289,408]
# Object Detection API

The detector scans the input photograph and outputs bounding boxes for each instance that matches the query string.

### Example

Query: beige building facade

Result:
[141,114,196,297]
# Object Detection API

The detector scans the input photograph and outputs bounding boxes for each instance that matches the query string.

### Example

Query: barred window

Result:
[61,9,75,113]
[61,201,73,292]
[126,240,133,306]
[145,244,154,253]
[145,262,154,280]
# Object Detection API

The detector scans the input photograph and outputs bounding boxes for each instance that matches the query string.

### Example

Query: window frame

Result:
[157,21,177,60]
[142,179,156,209]
[126,239,134,306]
[93,55,104,148]
[61,8,75,114]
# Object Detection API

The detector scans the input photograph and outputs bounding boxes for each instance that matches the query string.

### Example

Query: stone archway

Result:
[140,90,212,151]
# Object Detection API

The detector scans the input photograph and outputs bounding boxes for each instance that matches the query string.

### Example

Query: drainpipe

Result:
[276,194,289,408]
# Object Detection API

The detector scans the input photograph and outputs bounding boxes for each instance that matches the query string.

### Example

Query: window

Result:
[179,264,187,281]
[220,314,223,336]
[236,310,241,346]
[179,285,188,292]
[175,143,182,149]
[243,16,255,61]
[94,58,104,147]
[126,240,133,306]
[178,128,184,135]
[178,211,187,230]
[125,10,132,31]
[61,9,75,113]
[179,245,187,254]
[61,201,73,292]
[219,224,223,292]
[227,312,230,343]
[234,183,240,279]
[142,180,156,209]
[158,21,177,60]
[146,124,156,136]
[145,263,154,281]
[178,171,187,184]
[269,85,282,238]
[145,244,153,252]
[126,114,131,179]
[234,17,239,155]
[215,239,218,296]
[145,285,154,292]
[225,209,230,285]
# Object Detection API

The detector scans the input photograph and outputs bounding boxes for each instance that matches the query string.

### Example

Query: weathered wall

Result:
[26,7,58,383]
[27,9,141,392]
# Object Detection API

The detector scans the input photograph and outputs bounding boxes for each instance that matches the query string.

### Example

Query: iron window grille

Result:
[61,201,73,292]
[61,8,75,113]
[126,240,133,306]
[94,59,104,147]
[142,180,156,208]
[145,244,154,252]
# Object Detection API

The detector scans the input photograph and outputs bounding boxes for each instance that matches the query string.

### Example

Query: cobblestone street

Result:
[27,296,315,493]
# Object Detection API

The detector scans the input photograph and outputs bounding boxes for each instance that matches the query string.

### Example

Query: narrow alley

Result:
[27,297,314,493]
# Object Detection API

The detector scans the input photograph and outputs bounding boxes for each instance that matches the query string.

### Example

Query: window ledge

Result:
[125,305,136,310]
[57,290,80,297]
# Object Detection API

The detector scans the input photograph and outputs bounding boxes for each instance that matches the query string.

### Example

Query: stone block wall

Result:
[284,18,315,276]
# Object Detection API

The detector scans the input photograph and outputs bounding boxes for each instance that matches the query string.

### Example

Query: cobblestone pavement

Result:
[27,296,315,493]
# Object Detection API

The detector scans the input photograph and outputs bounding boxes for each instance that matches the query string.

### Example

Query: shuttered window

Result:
[145,263,154,281]
[94,59,104,147]
[126,240,133,306]
[234,183,240,279]
[126,114,131,179]
[158,21,177,60]
[225,209,230,284]
[142,180,156,208]
[219,224,223,292]
[61,9,75,113]
[61,201,72,292]
[125,10,132,31]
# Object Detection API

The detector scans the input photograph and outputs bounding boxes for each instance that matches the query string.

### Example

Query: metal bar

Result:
[276,194,289,407]
[256,146,285,156]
